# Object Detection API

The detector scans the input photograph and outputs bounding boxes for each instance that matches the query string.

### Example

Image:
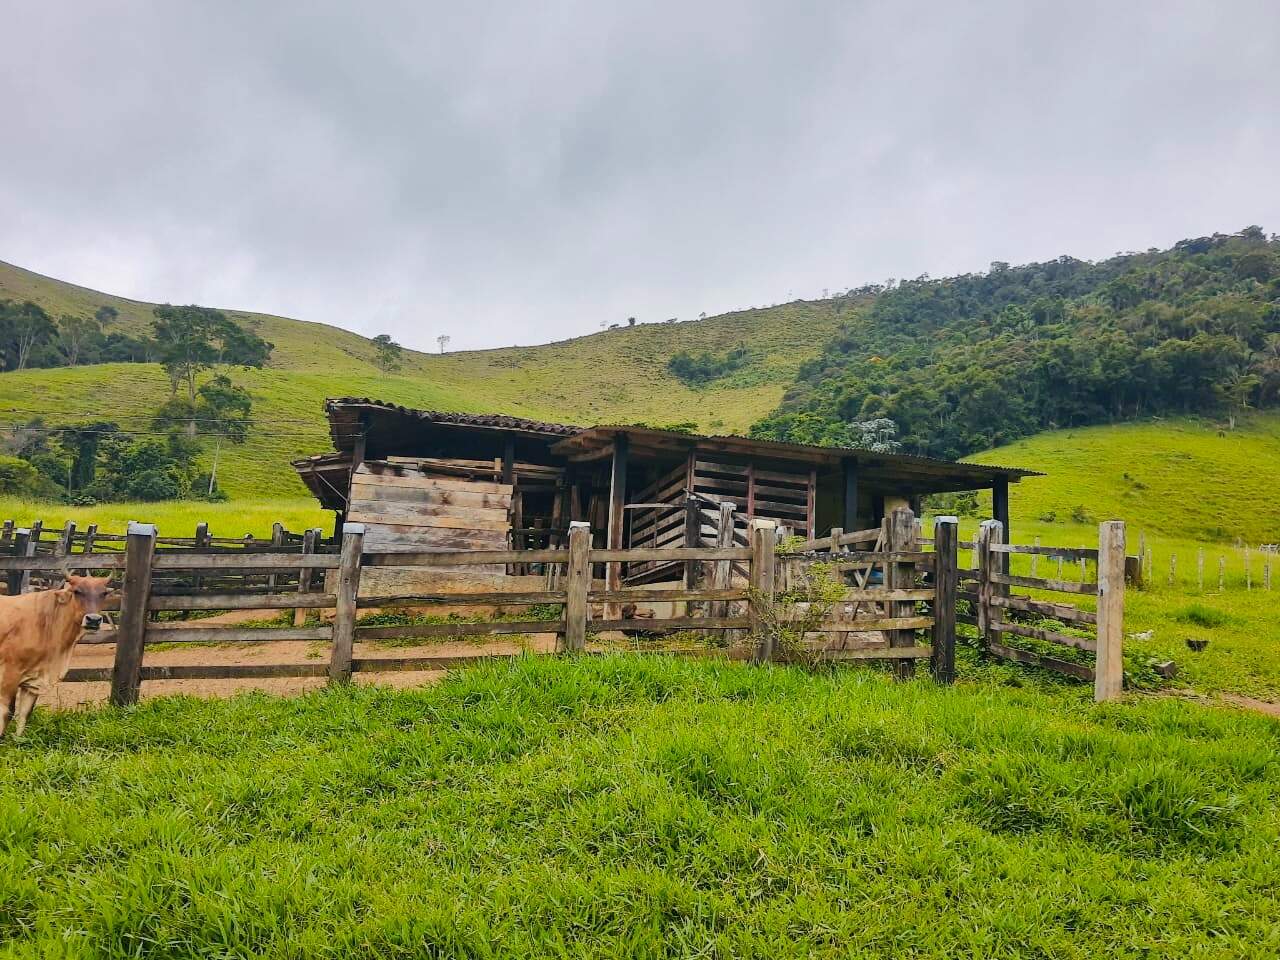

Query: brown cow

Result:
[0,575,113,738]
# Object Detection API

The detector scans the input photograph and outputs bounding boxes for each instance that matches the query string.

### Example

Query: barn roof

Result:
[323,398,579,453]
[294,398,1040,509]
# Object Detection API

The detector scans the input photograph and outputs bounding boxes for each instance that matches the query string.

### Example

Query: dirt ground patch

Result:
[47,633,562,710]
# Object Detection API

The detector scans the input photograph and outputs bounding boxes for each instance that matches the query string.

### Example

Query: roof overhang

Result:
[551,425,1039,494]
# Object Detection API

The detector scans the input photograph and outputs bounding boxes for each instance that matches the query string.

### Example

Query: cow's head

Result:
[61,575,114,631]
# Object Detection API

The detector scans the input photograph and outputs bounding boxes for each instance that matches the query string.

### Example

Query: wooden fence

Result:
[0,511,1129,703]
[957,518,1126,701]
[0,510,960,706]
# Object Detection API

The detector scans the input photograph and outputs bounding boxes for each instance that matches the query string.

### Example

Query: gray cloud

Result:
[3,1,1278,351]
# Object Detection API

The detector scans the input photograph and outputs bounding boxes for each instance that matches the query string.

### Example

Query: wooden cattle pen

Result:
[0,510,1128,704]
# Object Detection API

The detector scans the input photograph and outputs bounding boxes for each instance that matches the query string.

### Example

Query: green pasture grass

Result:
[0,496,328,539]
[1,656,1277,958]
[968,412,1280,545]
[943,514,1280,701]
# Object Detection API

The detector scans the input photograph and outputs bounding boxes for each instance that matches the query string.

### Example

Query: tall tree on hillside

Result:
[0,301,58,370]
[59,314,102,366]
[372,334,403,371]
[151,305,271,435]
[94,305,119,327]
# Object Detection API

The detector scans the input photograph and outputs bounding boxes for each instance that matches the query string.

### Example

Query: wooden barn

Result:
[293,399,1037,583]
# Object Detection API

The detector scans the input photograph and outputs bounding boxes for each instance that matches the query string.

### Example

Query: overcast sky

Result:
[3,2,1278,352]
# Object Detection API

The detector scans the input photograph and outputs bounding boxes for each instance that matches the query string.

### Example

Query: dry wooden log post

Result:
[9,529,33,596]
[749,519,777,663]
[1197,549,1205,592]
[327,523,365,684]
[931,516,958,685]
[294,527,320,627]
[1030,535,1040,578]
[1094,520,1126,703]
[83,523,98,555]
[267,522,285,592]
[975,519,1002,651]
[1218,555,1226,592]
[0,520,11,549]
[1245,547,1252,591]
[56,521,75,557]
[887,507,919,679]
[827,527,847,648]
[192,522,210,595]
[709,503,736,626]
[110,523,157,707]
[563,522,591,653]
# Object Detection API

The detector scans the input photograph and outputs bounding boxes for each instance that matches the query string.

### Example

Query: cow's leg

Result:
[11,687,38,738]
[0,672,19,740]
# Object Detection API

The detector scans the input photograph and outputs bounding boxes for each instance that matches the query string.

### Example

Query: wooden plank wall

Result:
[692,458,813,539]
[347,462,513,552]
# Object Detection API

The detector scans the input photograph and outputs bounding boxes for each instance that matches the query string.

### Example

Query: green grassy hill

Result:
[0,260,847,499]
[968,413,1280,546]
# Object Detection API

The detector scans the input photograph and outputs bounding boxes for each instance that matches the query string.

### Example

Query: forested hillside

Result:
[0,260,842,499]
[753,228,1280,459]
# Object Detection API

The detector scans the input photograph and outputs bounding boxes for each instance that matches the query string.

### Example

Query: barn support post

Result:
[110,522,157,707]
[887,507,918,679]
[975,518,1003,650]
[563,522,591,653]
[841,457,859,530]
[327,523,365,684]
[605,433,629,619]
[992,479,1010,573]
[931,516,958,684]
[749,519,777,663]
[1094,520,1126,702]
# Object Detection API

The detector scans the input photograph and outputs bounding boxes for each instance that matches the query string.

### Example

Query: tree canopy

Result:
[753,228,1280,458]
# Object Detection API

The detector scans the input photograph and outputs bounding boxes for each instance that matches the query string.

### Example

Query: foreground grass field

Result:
[1,656,1277,958]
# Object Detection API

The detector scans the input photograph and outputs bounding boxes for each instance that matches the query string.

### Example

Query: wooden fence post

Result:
[110,522,157,707]
[327,523,365,684]
[10,529,33,596]
[887,506,918,679]
[931,516,958,684]
[975,518,1002,650]
[749,520,777,663]
[56,521,75,557]
[1094,520,1125,703]
[83,523,98,555]
[267,521,285,592]
[294,527,319,626]
[709,503,735,624]
[563,522,591,653]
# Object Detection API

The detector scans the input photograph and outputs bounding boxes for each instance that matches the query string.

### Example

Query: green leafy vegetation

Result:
[667,344,750,385]
[1,656,1277,957]
[755,227,1280,457]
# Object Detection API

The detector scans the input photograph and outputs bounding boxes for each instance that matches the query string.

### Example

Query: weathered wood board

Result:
[350,463,512,554]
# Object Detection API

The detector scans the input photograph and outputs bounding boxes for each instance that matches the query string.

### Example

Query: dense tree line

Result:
[753,227,1280,458]
[0,300,271,373]
[0,304,267,501]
